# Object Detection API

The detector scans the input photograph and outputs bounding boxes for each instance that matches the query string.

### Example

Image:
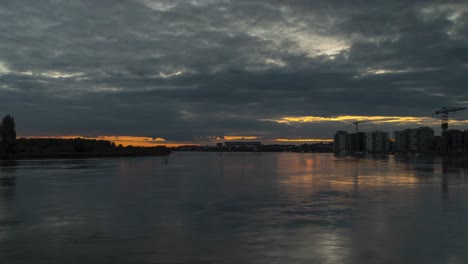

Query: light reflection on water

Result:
[1,153,468,263]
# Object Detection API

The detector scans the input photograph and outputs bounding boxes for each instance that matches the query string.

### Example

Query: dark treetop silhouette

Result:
[0,115,16,155]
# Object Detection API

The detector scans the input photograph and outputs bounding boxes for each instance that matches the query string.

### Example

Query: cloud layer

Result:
[1,0,468,143]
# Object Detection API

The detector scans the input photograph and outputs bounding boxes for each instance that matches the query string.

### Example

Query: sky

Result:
[1,0,468,146]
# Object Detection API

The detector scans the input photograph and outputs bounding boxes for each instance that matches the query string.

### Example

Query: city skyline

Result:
[2,1,468,146]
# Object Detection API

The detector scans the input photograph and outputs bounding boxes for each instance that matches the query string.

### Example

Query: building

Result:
[433,136,443,151]
[447,130,464,152]
[261,144,295,152]
[394,129,410,152]
[224,141,262,151]
[333,131,349,153]
[416,127,434,152]
[334,131,370,153]
[348,132,367,153]
[464,130,468,151]
[394,127,434,152]
[365,131,389,153]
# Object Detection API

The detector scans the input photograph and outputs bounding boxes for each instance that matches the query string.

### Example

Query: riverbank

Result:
[1,137,171,160]
[2,151,171,160]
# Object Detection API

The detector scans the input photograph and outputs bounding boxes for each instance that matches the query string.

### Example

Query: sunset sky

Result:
[1,1,468,146]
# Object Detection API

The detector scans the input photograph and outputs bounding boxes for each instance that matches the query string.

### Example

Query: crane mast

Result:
[352,121,360,134]
[352,121,365,153]
[435,106,466,151]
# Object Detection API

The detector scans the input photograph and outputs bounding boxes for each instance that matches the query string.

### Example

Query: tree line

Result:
[0,115,170,158]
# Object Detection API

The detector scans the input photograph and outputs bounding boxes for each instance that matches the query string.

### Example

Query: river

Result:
[1,152,468,263]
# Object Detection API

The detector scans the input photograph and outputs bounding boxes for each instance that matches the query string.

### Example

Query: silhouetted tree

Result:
[0,115,16,154]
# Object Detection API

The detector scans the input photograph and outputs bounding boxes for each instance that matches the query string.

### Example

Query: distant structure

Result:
[224,141,262,151]
[350,132,367,153]
[352,121,361,153]
[365,131,389,153]
[332,106,468,154]
[333,131,349,153]
[444,129,468,152]
[333,130,388,153]
[463,131,468,151]
[435,106,466,151]
[261,144,295,152]
[394,127,434,152]
[333,127,448,154]
[394,129,410,152]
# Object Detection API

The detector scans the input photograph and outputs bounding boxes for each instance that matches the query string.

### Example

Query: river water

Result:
[1,152,468,263]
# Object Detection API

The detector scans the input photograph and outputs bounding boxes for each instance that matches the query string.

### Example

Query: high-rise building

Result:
[394,129,411,152]
[348,132,367,153]
[365,131,389,153]
[417,127,435,152]
[464,130,468,151]
[334,130,389,153]
[394,127,434,152]
[447,130,464,152]
[333,131,349,153]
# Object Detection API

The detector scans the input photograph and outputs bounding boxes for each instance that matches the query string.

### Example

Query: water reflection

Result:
[441,159,449,200]
[0,160,17,252]
[1,153,468,263]
[0,160,16,201]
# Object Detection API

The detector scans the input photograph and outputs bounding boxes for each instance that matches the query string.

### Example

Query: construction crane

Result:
[352,121,361,134]
[352,121,366,153]
[435,107,466,134]
[435,106,466,151]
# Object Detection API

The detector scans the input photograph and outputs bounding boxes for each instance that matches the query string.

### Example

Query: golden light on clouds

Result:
[94,136,166,142]
[275,138,333,143]
[94,136,167,147]
[224,136,259,140]
[263,115,468,126]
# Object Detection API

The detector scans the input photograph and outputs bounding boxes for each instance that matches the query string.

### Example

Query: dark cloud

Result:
[1,0,468,141]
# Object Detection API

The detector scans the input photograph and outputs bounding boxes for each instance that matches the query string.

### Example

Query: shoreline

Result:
[1,151,171,160]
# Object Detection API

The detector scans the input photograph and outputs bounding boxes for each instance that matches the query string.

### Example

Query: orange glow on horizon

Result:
[20,135,198,147]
